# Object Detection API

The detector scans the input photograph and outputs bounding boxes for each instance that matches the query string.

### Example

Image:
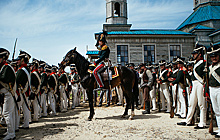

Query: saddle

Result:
[88,65,119,81]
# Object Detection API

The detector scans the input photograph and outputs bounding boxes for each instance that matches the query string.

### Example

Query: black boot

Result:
[142,101,150,114]
[98,91,104,107]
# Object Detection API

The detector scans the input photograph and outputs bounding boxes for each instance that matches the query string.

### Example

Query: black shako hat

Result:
[207,43,220,57]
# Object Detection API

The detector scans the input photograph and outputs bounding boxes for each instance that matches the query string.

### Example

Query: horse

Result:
[60,47,135,121]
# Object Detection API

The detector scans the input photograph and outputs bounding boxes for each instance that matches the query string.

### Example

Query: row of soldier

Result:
[0,48,85,140]
[119,43,220,138]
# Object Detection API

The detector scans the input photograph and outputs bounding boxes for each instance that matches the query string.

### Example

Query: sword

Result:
[19,84,31,111]
[9,83,20,114]
[35,93,42,109]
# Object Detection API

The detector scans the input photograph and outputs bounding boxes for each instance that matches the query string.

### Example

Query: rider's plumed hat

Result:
[95,31,107,47]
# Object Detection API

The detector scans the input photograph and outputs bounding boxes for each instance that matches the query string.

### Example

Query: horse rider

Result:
[0,48,16,140]
[82,31,110,90]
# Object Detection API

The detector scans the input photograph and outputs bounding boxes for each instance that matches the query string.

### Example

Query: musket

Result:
[157,71,161,112]
[12,38,18,60]
[203,46,214,133]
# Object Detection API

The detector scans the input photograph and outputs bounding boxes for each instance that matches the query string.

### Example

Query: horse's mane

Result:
[74,50,90,78]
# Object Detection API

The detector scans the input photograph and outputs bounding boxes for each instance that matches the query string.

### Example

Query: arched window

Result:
[114,2,120,17]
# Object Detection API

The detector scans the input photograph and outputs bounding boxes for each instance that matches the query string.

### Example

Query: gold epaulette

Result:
[101,45,108,50]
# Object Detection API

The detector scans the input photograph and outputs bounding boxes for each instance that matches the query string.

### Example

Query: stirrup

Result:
[93,87,106,91]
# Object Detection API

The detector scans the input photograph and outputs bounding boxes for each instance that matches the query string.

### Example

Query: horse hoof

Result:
[128,117,133,120]
[87,117,92,121]
[121,115,126,118]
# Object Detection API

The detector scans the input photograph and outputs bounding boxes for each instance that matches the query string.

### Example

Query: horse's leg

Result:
[129,95,135,120]
[87,90,95,121]
[121,94,129,118]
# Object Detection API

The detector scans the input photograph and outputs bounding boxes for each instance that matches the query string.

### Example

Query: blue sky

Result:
[0,0,193,67]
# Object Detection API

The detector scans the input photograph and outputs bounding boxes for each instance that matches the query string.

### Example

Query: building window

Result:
[117,45,128,66]
[114,2,120,17]
[144,45,155,63]
[170,45,181,61]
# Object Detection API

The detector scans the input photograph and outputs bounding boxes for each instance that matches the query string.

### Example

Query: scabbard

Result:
[36,94,42,108]
[21,91,31,111]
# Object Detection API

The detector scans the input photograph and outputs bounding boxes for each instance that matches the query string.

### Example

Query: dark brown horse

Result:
[60,47,135,121]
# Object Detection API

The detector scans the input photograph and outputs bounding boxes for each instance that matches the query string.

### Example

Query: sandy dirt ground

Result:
[0,104,217,140]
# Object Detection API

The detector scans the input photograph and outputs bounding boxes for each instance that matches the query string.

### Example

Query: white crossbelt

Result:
[209,62,220,84]
[193,60,203,84]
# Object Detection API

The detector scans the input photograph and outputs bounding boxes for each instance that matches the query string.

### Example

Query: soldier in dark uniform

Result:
[207,44,220,138]
[177,43,207,129]
[0,48,16,140]
[29,58,41,122]
[14,50,31,129]
[170,57,188,119]
[47,65,57,116]
[69,64,80,109]
[38,61,48,117]
[169,57,181,116]
[157,60,171,112]
[58,67,69,112]
[93,32,110,90]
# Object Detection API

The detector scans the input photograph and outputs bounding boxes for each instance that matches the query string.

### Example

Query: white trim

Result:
[142,43,156,64]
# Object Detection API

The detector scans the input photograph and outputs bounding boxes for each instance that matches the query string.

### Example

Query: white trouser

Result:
[40,92,47,116]
[116,86,123,105]
[71,84,79,108]
[16,92,30,128]
[160,83,171,112]
[186,80,206,127]
[150,85,157,110]
[82,87,87,102]
[210,86,220,134]
[177,85,186,118]
[60,85,68,111]
[32,95,39,121]
[172,84,181,114]
[138,87,144,107]
[0,88,16,139]
[48,90,56,115]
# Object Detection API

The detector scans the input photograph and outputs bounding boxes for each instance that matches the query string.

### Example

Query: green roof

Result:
[177,5,220,30]
[95,29,191,35]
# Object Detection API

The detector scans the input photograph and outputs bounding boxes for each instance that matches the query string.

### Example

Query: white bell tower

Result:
[104,0,131,31]
[106,0,128,24]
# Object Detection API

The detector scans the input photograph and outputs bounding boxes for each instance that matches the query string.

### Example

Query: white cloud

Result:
[0,0,194,65]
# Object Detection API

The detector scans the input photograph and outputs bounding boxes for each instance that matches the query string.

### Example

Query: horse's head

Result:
[60,47,78,69]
